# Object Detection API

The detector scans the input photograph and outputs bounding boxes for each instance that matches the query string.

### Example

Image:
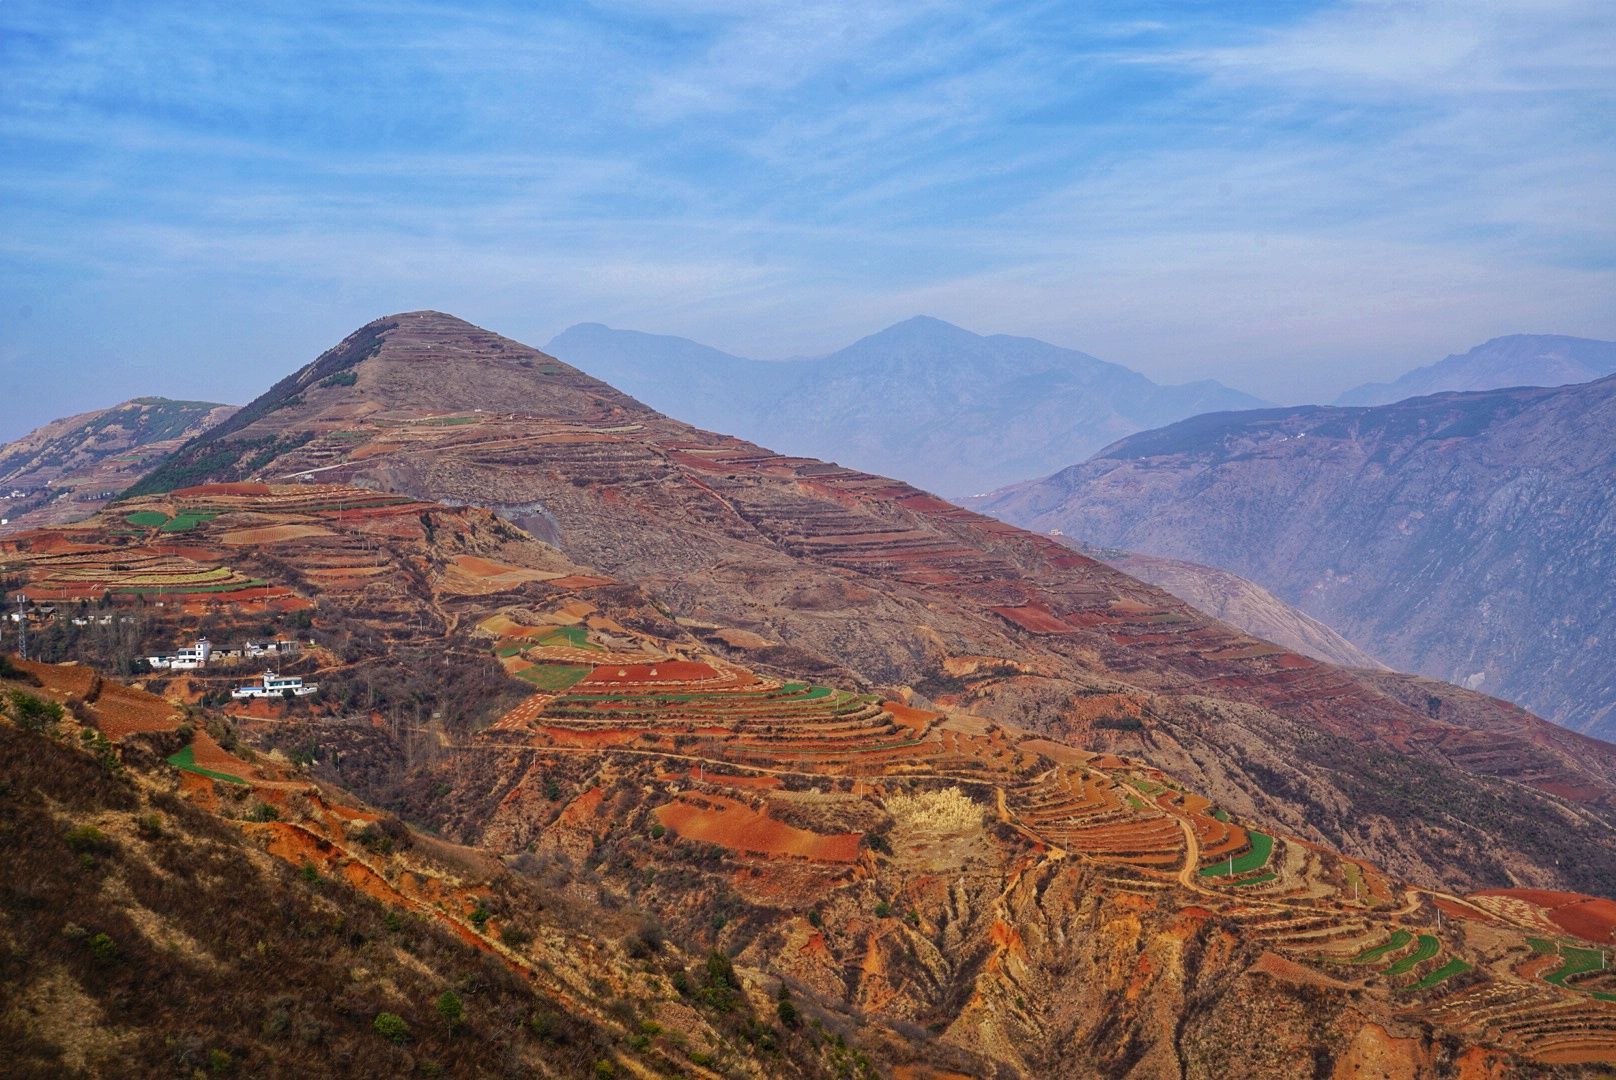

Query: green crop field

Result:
[1544,945,1609,988]
[1351,929,1412,964]
[166,744,248,785]
[1200,830,1274,877]
[518,664,593,692]
[537,625,598,650]
[1406,957,1472,991]
[1386,935,1440,975]
[1229,872,1278,887]
[159,511,218,532]
[125,509,219,532]
[1211,807,1230,822]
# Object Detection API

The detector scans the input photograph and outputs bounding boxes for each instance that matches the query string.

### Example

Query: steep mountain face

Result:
[116,311,1616,905]
[972,378,1616,737]
[0,397,236,535]
[1337,334,1616,406]
[1076,543,1384,670]
[544,316,1267,495]
[8,484,1616,1074]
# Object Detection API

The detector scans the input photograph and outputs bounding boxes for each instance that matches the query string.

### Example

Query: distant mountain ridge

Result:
[545,316,1268,495]
[971,375,1616,736]
[0,397,236,534]
[1336,333,1616,406]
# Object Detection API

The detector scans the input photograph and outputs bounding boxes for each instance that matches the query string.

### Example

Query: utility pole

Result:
[15,592,27,661]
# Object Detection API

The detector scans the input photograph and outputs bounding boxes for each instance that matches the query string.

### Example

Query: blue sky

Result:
[1,0,1613,439]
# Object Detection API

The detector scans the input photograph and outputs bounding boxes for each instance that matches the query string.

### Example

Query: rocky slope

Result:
[545,317,1266,496]
[972,378,1616,738]
[1076,543,1384,670]
[1337,334,1616,407]
[0,397,236,535]
[106,311,1616,904]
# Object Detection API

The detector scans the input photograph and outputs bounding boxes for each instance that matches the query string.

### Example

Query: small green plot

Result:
[159,511,218,532]
[1352,929,1412,964]
[536,625,598,650]
[1200,831,1274,878]
[517,664,593,692]
[1230,872,1278,887]
[1386,935,1440,975]
[166,744,248,786]
[1407,957,1472,991]
[1211,808,1231,823]
[1544,945,1609,988]
[126,510,170,528]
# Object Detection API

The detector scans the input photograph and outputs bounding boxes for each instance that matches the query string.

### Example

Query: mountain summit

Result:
[543,316,1268,495]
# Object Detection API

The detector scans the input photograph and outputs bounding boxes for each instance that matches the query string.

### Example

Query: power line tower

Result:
[15,592,28,661]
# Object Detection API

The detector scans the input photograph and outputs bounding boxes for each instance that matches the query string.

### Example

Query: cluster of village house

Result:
[143,637,319,699]
[144,636,302,670]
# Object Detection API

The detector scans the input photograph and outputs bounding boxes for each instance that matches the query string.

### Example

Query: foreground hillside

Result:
[545,317,1266,495]
[0,398,236,536]
[971,378,1616,738]
[0,655,899,1079]
[6,484,1616,1072]
[1337,335,1616,407]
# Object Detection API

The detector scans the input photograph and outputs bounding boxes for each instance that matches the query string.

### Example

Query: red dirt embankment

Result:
[655,794,861,863]
[581,661,718,685]
[1474,888,1616,942]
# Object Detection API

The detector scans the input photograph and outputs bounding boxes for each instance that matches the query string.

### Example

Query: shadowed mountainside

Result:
[971,378,1616,738]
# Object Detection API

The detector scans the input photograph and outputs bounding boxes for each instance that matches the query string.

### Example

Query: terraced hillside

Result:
[5,463,1616,1071]
[222,589,1616,1073]
[0,397,236,535]
[117,310,1616,899]
[0,656,891,1079]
